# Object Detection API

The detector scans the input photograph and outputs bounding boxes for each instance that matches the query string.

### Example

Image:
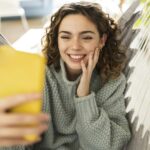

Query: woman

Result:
[0,2,131,150]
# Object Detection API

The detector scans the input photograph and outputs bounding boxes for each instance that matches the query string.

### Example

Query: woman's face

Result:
[58,14,103,74]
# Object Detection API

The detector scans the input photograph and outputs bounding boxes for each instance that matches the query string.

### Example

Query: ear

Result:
[99,34,107,48]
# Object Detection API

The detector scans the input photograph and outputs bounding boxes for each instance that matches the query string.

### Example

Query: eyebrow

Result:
[58,31,96,35]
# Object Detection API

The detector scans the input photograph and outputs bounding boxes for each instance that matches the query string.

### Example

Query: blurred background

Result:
[1,1,150,149]
[0,0,132,44]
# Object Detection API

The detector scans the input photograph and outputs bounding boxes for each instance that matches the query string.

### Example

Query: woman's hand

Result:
[77,48,100,97]
[0,93,49,147]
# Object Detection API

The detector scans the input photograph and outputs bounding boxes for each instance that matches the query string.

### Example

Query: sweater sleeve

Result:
[74,74,131,150]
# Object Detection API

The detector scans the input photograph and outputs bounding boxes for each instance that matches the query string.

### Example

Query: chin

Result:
[63,56,85,72]
[66,62,82,73]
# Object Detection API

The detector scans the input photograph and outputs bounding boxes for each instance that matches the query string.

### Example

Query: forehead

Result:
[58,14,98,32]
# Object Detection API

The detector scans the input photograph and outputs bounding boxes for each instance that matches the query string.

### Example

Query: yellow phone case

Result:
[0,45,46,141]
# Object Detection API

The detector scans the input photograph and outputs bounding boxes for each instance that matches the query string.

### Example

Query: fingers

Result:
[78,48,100,97]
[0,94,48,147]
[87,51,94,72]
[93,48,100,65]
[81,60,86,74]
[0,93,42,111]
[0,113,49,147]
[0,113,49,126]
[81,48,99,75]
[0,124,48,138]
[87,48,99,72]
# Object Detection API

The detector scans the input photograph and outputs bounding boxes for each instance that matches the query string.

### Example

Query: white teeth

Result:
[70,55,84,60]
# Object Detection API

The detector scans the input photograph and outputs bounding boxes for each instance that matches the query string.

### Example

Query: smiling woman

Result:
[58,14,104,79]
[40,2,131,149]
[0,1,131,150]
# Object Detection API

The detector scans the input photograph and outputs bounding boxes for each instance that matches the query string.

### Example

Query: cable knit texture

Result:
[1,59,131,150]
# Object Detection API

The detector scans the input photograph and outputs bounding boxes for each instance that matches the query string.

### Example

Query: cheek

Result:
[58,40,66,54]
[85,41,100,53]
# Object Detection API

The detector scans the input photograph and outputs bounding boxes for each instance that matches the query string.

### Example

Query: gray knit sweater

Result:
[1,59,131,150]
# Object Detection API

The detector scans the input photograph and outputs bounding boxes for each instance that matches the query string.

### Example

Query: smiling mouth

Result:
[68,54,86,62]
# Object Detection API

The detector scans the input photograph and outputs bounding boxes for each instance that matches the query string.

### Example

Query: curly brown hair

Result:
[42,2,126,83]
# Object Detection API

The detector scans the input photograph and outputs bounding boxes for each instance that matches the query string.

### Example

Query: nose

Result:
[71,37,81,50]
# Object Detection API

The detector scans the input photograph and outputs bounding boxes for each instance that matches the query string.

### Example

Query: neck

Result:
[65,64,81,81]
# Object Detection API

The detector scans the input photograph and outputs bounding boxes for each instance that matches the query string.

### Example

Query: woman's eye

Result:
[60,36,70,39]
[83,37,93,40]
